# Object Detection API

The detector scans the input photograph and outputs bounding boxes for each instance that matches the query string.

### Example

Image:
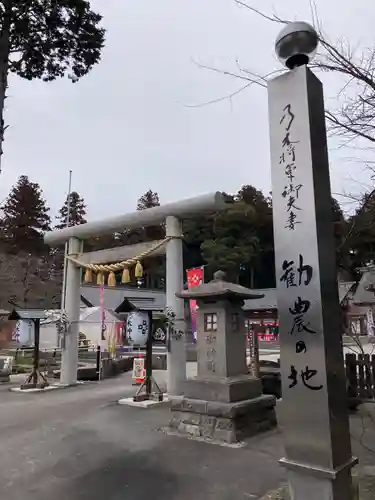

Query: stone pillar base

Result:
[168,394,277,444]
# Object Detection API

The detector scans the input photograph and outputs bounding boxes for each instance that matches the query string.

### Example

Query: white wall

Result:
[78,319,119,349]
[39,323,59,349]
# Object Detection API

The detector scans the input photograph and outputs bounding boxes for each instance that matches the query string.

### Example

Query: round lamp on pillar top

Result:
[275,21,319,69]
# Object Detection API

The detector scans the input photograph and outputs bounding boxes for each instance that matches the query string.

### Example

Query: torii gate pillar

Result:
[61,237,81,386]
[165,216,185,394]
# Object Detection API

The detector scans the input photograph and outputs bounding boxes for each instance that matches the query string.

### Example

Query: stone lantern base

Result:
[170,271,277,444]
[168,377,277,444]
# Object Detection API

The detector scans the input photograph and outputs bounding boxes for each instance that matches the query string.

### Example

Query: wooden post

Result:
[145,310,153,396]
[32,319,40,386]
[345,353,358,402]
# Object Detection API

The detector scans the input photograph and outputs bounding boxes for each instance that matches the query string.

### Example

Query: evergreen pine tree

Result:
[135,189,164,241]
[136,189,164,288]
[55,191,87,229]
[0,1,105,167]
[137,190,160,210]
[0,175,51,254]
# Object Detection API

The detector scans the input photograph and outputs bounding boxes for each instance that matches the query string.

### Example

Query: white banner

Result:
[367,308,374,337]
[15,320,35,345]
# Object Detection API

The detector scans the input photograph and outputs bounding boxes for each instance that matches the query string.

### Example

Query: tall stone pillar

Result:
[268,64,357,499]
[60,237,81,386]
[165,216,186,395]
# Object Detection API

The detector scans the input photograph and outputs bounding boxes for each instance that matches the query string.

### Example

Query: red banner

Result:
[187,267,204,289]
[186,267,204,341]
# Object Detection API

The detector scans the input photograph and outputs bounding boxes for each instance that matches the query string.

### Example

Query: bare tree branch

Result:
[193,59,259,84]
[0,252,62,310]
[234,1,288,24]
[183,82,255,109]
[184,59,284,108]
[193,1,375,148]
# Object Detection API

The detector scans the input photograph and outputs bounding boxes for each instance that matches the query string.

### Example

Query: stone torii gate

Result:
[44,192,229,394]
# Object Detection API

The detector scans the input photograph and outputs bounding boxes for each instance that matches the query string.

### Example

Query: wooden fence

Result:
[346,353,375,401]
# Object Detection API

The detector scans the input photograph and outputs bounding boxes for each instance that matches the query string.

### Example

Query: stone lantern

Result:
[168,270,277,444]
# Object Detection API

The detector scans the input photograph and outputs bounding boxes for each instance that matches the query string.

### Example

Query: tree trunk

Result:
[250,267,255,288]
[0,0,12,170]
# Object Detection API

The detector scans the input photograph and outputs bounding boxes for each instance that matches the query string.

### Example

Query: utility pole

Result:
[61,170,72,311]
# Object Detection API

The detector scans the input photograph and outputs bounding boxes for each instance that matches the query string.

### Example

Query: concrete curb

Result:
[118,396,169,408]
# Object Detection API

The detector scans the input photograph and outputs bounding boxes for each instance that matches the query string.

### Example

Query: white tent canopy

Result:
[40,307,123,349]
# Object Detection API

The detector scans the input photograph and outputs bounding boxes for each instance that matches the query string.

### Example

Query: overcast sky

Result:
[1,0,374,222]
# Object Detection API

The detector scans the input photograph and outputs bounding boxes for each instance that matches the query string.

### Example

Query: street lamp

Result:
[275,21,318,69]
[267,22,357,500]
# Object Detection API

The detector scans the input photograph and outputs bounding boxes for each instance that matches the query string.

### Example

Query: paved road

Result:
[0,372,286,500]
[1,370,375,499]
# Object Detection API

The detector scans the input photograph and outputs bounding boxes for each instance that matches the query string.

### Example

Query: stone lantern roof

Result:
[176,270,265,301]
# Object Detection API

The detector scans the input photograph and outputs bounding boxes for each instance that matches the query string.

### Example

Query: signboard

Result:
[247,318,279,342]
[367,308,374,337]
[248,329,259,378]
[259,333,275,342]
[132,357,145,382]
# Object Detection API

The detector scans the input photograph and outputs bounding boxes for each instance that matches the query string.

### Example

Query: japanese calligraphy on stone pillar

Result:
[205,333,217,373]
[279,252,323,391]
[276,102,323,391]
[279,104,303,230]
